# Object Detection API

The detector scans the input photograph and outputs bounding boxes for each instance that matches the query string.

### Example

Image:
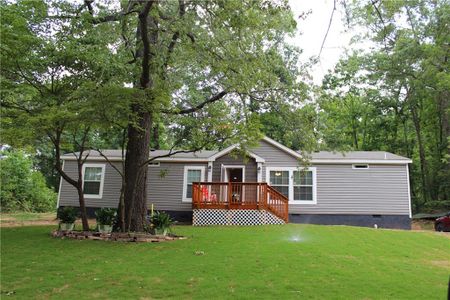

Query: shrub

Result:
[0,149,56,212]
[422,200,450,213]
[95,208,117,225]
[151,211,174,233]
[57,207,78,223]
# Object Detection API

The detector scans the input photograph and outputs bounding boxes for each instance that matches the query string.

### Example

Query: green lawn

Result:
[0,212,56,223]
[1,225,449,299]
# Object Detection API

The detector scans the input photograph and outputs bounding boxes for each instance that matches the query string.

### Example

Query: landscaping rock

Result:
[51,230,185,243]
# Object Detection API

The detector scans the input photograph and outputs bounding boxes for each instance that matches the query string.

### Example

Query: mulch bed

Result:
[52,230,187,243]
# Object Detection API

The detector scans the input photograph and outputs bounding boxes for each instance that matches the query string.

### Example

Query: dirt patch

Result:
[428,260,450,269]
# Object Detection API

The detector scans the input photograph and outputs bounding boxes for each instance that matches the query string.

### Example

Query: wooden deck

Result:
[192,182,289,223]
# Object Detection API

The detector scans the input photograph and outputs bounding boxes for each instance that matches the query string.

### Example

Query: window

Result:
[293,170,313,201]
[82,164,105,198]
[352,164,369,169]
[269,170,289,197]
[266,167,317,204]
[182,166,205,202]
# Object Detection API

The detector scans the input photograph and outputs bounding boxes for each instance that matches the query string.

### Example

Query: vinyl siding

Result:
[59,160,122,208]
[59,160,207,211]
[212,153,257,182]
[290,164,410,215]
[251,140,301,181]
[249,140,410,215]
[59,140,411,216]
[147,162,207,211]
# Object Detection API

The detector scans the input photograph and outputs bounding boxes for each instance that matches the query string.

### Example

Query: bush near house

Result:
[0,150,56,212]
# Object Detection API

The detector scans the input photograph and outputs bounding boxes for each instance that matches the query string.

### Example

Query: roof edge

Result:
[261,136,303,159]
[207,144,265,163]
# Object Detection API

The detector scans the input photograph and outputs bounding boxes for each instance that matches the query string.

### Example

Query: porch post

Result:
[227,181,231,209]
[207,162,213,182]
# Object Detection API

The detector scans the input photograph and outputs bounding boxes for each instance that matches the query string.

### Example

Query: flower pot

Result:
[59,223,74,231]
[98,224,112,234]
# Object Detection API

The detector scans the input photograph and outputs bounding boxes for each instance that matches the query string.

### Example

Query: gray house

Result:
[58,137,412,229]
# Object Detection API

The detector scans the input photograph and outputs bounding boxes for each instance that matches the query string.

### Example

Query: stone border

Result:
[52,230,187,243]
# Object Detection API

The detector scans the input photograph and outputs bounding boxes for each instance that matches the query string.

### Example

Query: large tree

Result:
[62,0,303,231]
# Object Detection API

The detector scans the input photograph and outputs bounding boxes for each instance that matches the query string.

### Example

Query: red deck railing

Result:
[192,182,289,223]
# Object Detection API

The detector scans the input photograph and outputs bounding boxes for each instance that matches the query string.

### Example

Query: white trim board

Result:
[82,163,106,199]
[406,164,412,218]
[56,160,65,208]
[182,166,206,203]
[62,156,412,165]
[311,159,412,164]
[61,156,209,162]
[221,165,246,182]
[207,144,265,163]
[262,136,303,159]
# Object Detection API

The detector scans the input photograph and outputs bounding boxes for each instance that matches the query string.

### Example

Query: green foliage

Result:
[0,149,57,212]
[319,0,450,212]
[422,200,450,213]
[95,208,117,225]
[56,206,78,223]
[150,211,174,231]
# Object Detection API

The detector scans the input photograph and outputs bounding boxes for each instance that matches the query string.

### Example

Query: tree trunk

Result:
[76,182,90,231]
[119,2,158,232]
[122,110,152,232]
[411,103,429,203]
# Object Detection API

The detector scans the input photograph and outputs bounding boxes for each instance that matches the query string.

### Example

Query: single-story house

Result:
[58,136,412,229]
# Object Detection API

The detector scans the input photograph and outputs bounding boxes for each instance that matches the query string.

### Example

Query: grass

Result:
[0,212,56,226]
[1,225,449,299]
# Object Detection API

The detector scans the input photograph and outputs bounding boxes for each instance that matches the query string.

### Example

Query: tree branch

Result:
[139,1,155,88]
[161,90,228,114]
[318,0,336,59]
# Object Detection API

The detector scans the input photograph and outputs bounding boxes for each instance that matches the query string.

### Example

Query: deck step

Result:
[193,209,285,226]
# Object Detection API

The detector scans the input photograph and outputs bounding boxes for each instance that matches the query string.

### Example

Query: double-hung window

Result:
[183,166,205,202]
[293,170,313,201]
[269,170,290,198]
[267,167,316,204]
[82,164,105,198]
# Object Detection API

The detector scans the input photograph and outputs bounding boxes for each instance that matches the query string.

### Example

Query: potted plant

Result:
[150,211,174,236]
[95,208,117,233]
[57,207,78,231]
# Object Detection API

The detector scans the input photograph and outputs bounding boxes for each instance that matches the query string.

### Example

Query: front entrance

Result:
[221,165,245,182]
[221,166,245,205]
[228,168,243,182]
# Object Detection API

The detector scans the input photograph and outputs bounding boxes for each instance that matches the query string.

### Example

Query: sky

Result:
[288,0,354,84]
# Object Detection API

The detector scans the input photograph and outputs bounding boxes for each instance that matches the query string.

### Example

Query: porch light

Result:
[257,166,261,172]
[275,172,281,176]
[208,165,212,171]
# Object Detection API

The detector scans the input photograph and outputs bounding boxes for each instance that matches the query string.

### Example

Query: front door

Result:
[227,168,243,205]
[228,168,243,182]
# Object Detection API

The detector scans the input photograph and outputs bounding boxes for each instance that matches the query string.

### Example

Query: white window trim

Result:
[82,163,106,199]
[352,164,369,169]
[266,167,317,205]
[182,166,206,203]
[221,165,246,182]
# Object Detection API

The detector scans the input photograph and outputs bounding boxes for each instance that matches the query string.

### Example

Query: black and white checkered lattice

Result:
[193,209,285,226]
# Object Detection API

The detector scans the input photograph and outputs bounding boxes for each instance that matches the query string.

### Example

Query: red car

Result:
[434,212,450,232]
